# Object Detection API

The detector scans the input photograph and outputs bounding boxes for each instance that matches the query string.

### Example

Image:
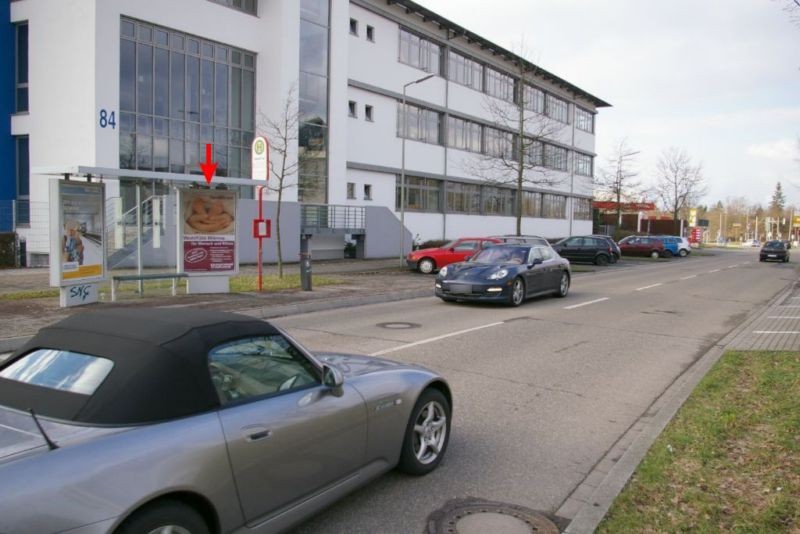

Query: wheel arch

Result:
[424,379,453,414]
[418,257,437,272]
[114,491,221,534]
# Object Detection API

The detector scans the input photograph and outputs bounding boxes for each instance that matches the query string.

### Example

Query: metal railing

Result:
[301,204,366,232]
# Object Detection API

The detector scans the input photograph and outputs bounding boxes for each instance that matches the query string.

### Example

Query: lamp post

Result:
[399,73,435,266]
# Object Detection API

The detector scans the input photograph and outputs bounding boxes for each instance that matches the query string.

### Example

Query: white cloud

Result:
[747,139,800,161]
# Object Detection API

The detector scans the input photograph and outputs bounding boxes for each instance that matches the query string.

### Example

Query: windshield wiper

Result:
[28,408,58,450]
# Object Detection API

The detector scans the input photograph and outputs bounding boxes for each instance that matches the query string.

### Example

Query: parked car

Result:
[0,309,452,534]
[677,237,692,256]
[618,235,666,259]
[552,235,616,266]
[590,234,622,263]
[406,237,501,274]
[435,243,570,306]
[488,235,551,247]
[749,239,761,247]
[760,240,790,262]
[656,236,691,258]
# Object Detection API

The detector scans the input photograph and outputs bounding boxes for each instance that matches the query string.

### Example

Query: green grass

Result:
[0,274,343,301]
[599,351,800,533]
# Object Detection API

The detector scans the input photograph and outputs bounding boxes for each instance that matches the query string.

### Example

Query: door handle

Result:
[242,425,272,442]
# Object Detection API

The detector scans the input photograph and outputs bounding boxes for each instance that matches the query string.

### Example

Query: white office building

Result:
[4,0,608,265]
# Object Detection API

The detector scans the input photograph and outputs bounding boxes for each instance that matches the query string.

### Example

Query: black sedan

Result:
[760,240,790,262]
[435,244,570,306]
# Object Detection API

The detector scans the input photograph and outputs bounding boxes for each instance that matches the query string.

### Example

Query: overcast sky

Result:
[416,0,800,209]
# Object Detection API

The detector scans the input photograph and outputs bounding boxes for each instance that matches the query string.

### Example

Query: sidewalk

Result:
[0,258,432,349]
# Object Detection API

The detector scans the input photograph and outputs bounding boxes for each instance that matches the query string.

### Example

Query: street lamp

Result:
[399,73,435,266]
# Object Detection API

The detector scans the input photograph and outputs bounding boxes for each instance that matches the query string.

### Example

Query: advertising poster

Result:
[180,189,237,274]
[58,182,105,284]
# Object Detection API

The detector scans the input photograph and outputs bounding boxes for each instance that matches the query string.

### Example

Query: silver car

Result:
[0,309,452,533]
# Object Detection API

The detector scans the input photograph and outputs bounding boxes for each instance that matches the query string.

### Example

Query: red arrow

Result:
[199,143,218,184]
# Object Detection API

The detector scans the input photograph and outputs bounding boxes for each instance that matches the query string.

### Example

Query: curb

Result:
[560,279,796,533]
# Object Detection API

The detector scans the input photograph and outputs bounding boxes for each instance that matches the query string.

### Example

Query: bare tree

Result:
[595,138,641,228]
[653,147,707,225]
[779,0,800,26]
[258,85,299,278]
[461,45,564,235]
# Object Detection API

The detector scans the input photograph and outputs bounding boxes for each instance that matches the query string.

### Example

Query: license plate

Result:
[449,284,471,294]
[768,254,777,258]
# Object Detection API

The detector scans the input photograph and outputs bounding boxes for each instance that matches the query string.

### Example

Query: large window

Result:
[484,127,513,159]
[541,193,566,219]
[545,93,569,123]
[397,103,441,144]
[446,182,481,214]
[396,176,441,212]
[15,22,28,112]
[15,136,29,225]
[574,153,593,177]
[522,191,541,217]
[545,144,568,171]
[522,84,544,113]
[574,198,592,220]
[575,107,594,133]
[447,116,481,153]
[448,51,482,91]
[485,67,514,102]
[299,0,331,203]
[207,0,257,15]
[482,186,515,216]
[119,18,255,177]
[399,28,441,74]
[525,139,544,167]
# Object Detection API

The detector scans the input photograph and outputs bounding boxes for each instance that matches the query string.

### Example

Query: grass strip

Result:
[599,351,800,532]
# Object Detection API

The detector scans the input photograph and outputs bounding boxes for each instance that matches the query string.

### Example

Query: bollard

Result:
[299,252,312,291]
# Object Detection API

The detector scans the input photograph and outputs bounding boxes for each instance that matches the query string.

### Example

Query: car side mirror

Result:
[449,248,455,252]
[528,258,543,268]
[322,365,344,396]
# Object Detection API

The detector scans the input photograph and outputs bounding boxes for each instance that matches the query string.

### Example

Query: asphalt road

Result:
[277,248,794,533]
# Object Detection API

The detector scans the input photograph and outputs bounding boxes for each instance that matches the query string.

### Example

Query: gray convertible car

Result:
[0,309,452,533]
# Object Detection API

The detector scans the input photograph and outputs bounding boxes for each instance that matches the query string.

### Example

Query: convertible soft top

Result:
[0,309,281,425]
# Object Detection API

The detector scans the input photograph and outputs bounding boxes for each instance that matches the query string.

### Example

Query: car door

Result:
[450,239,480,263]
[523,246,546,294]
[556,237,580,261]
[212,334,368,523]
[539,246,563,289]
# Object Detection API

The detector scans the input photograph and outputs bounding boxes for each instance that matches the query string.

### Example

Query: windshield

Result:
[765,241,783,248]
[0,349,114,395]
[472,247,529,264]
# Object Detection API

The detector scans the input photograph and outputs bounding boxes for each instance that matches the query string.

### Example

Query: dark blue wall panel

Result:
[0,0,14,204]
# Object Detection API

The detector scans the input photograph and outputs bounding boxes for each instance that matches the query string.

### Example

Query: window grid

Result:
[482,186,515,216]
[399,28,441,74]
[575,107,594,133]
[484,127,513,159]
[396,176,441,212]
[545,144,568,171]
[346,182,355,199]
[397,103,441,145]
[207,0,257,15]
[448,51,483,91]
[119,18,255,177]
[349,18,358,35]
[522,84,544,114]
[574,198,593,220]
[446,116,482,153]
[522,191,541,217]
[366,25,375,42]
[15,22,28,113]
[545,93,569,123]
[541,193,567,219]
[574,153,593,177]
[485,67,514,102]
[445,182,481,214]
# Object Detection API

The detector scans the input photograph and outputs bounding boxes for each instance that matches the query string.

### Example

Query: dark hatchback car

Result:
[760,240,790,262]
[435,244,570,306]
[618,235,666,259]
[553,235,617,266]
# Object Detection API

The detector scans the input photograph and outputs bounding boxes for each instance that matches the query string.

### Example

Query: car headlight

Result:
[488,268,508,280]
[439,266,449,277]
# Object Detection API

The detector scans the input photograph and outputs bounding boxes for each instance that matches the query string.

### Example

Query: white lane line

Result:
[708,269,720,273]
[754,331,800,335]
[767,316,800,319]
[370,321,505,356]
[778,306,800,308]
[727,265,738,269]
[680,275,697,280]
[636,283,663,291]
[564,297,609,310]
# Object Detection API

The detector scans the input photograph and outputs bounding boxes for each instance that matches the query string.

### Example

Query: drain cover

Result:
[376,321,421,329]
[427,498,559,534]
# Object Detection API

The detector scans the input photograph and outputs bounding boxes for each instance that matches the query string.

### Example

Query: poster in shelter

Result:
[180,189,237,274]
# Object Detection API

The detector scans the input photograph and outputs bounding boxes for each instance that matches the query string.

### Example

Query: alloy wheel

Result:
[413,401,448,465]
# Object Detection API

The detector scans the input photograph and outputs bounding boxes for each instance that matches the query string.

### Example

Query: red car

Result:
[406,237,502,273]
[618,235,666,259]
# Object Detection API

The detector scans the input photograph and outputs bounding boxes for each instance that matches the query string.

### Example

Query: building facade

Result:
[4,0,608,265]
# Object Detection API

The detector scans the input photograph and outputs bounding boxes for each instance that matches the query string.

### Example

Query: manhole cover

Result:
[376,321,421,329]
[427,498,559,534]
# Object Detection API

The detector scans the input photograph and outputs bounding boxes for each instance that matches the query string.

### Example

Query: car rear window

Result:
[0,349,114,395]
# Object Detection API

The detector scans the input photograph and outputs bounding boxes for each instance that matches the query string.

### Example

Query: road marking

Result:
[727,265,737,269]
[767,316,800,319]
[636,283,663,291]
[370,321,505,356]
[754,331,800,335]
[680,275,697,280]
[564,297,609,310]
[708,269,720,273]
[778,306,800,308]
